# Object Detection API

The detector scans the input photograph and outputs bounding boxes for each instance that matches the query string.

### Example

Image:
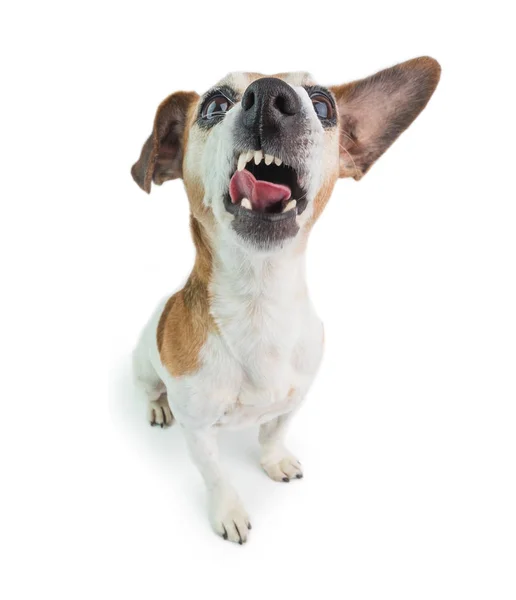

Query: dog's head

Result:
[132,57,440,252]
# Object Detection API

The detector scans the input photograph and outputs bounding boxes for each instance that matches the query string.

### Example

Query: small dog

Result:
[131,57,440,543]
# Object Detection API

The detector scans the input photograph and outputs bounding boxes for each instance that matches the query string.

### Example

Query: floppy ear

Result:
[330,56,441,180]
[131,90,199,193]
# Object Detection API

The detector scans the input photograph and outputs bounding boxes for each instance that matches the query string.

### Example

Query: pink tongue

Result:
[229,170,291,211]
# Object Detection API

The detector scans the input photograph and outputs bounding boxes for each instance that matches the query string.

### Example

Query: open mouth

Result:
[224,151,308,220]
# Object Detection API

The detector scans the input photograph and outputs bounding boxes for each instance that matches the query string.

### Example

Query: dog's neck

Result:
[215,236,306,300]
[190,214,308,305]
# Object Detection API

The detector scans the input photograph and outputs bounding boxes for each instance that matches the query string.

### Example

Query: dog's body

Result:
[135,242,322,430]
[131,59,440,543]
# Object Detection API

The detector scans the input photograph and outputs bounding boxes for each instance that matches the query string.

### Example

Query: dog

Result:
[131,57,440,543]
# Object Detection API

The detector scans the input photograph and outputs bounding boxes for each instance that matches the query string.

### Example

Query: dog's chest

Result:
[208,255,323,427]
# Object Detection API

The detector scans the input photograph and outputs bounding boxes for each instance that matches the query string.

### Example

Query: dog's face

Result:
[185,71,338,250]
[132,58,440,252]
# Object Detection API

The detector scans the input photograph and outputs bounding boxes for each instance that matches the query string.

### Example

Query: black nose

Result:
[240,77,302,136]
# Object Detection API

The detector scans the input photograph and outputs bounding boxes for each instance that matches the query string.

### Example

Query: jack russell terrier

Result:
[131,57,441,544]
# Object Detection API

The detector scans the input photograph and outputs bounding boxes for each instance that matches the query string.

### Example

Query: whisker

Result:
[294,189,309,204]
[340,130,356,146]
[338,142,359,178]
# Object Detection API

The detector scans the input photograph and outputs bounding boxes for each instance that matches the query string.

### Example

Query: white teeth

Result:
[241,197,252,210]
[283,199,297,213]
[236,151,284,170]
[237,153,247,172]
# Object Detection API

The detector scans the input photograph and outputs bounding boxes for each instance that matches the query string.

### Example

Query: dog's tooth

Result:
[237,153,247,172]
[241,197,252,210]
[246,151,254,163]
[254,150,263,165]
[274,156,283,166]
[283,199,297,213]
[264,154,274,166]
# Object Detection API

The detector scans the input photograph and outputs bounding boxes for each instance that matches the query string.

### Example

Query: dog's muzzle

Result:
[225,78,310,248]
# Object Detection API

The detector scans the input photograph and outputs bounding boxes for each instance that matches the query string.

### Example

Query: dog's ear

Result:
[131,90,199,193]
[330,57,441,180]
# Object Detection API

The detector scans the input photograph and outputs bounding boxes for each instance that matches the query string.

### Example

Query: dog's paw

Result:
[147,395,174,428]
[209,489,252,545]
[261,453,303,482]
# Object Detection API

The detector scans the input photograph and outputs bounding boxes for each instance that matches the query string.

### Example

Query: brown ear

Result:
[131,90,199,193]
[330,56,441,180]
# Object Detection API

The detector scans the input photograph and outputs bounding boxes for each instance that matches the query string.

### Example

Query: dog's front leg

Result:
[259,412,303,482]
[183,427,251,544]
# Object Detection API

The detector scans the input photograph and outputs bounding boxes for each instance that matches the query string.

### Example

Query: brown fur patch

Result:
[131,91,199,193]
[243,72,265,82]
[157,215,216,377]
[294,173,338,251]
[310,174,338,226]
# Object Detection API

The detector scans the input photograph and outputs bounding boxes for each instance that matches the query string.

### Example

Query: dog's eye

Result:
[201,94,233,120]
[311,93,335,120]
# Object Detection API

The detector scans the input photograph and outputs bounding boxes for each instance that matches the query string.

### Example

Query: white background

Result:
[1,1,515,599]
